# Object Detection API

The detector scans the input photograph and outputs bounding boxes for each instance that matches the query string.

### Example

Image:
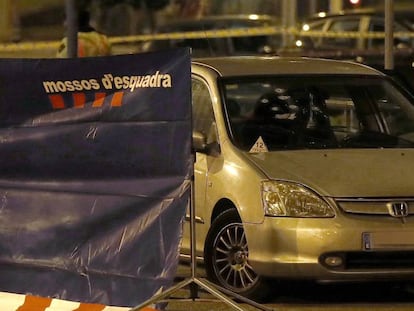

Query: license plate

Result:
[362,232,414,250]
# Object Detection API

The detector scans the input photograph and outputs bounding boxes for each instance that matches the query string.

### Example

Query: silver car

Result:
[183,56,414,301]
[299,8,414,50]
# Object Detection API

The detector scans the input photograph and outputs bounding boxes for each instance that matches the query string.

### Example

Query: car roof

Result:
[157,14,278,31]
[304,8,414,29]
[192,56,383,77]
[307,8,385,19]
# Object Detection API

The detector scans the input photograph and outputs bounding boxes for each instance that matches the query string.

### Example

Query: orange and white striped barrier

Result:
[0,292,158,311]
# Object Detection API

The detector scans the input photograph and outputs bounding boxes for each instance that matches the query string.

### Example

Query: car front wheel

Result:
[204,209,269,301]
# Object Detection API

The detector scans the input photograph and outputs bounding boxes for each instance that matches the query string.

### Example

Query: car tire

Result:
[204,209,270,302]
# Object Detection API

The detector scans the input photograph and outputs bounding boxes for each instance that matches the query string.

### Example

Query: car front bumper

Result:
[244,214,414,282]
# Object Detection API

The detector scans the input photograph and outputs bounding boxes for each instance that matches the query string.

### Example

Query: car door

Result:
[181,76,219,257]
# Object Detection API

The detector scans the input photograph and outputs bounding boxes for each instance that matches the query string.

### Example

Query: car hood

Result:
[245,149,414,198]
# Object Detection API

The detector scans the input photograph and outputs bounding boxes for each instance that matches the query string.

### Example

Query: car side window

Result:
[300,20,325,48]
[320,18,359,48]
[192,78,216,144]
[369,18,413,48]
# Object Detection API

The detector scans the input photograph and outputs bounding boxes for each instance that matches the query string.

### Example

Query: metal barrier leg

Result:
[129,180,275,311]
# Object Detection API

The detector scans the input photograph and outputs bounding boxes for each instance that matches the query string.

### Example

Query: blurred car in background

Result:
[141,14,281,57]
[297,8,414,50]
[292,8,414,93]
[186,56,414,301]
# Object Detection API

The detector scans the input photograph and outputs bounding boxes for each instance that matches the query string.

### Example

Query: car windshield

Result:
[223,75,414,152]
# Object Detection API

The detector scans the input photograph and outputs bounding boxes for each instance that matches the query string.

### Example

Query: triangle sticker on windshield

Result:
[249,136,269,153]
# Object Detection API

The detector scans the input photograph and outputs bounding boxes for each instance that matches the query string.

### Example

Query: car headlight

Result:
[262,180,335,217]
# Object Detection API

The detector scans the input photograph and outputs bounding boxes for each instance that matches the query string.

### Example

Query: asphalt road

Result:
[146,263,414,311]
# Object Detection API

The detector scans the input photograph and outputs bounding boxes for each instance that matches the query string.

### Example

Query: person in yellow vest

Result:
[57,10,111,58]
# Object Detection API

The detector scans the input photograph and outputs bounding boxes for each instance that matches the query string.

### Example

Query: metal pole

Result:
[309,0,317,16]
[281,0,289,48]
[329,0,342,14]
[281,0,297,49]
[0,0,12,42]
[384,0,394,70]
[288,0,297,42]
[65,0,78,58]
[189,176,198,297]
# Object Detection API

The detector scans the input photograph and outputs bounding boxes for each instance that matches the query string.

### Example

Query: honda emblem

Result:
[387,202,409,218]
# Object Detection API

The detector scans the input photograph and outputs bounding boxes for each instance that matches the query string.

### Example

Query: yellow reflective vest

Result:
[57,31,111,58]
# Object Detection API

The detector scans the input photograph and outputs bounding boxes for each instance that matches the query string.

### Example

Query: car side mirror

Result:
[192,131,220,156]
[193,131,207,152]
[258,45,275,55]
